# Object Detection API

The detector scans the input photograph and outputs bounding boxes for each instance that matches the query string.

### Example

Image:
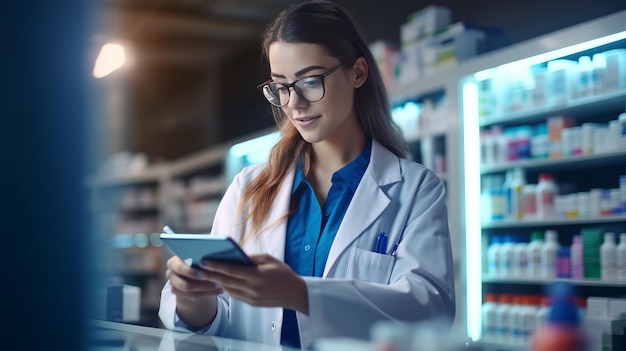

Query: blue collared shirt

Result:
[281,139,372,348]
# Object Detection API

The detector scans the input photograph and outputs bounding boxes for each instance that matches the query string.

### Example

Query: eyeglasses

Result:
[257,60,353,107]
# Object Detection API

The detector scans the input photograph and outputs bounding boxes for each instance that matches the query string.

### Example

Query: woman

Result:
[159,1,455,348]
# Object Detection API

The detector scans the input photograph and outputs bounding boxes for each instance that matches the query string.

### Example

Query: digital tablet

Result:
[160,233,255,267]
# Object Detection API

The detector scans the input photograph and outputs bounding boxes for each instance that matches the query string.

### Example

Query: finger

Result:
[223,285,280,308]
[202,269,250,289]
[167,256,200,279]
[248,253,276,264]
[170,284,223,300]
[200,260,257,279]
[169,273,223,295]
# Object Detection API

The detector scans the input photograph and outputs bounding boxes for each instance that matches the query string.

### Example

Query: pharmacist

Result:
[158,1,456,349]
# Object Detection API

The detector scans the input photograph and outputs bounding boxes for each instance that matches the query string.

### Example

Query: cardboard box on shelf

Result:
[369,40,401,89]
[400,5,451,46]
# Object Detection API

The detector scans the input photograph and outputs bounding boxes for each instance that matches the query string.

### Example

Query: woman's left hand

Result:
[197,254,309,315]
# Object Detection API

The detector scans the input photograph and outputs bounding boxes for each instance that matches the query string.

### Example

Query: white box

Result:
[604,49,626,92]
[369,40,401,89]
[585,315,612,351]
[400,5,451,45]
[419,23,486,73]
[96,284,141,322]
[587,296,610,317]
[609,298,626,320]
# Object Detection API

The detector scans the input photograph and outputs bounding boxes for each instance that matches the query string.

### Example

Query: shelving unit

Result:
[163,144,230,234]
[459,10,626,351]
[88,164,169,328]
[87,9,626,345]
[89,145,235,327]
[388,72,466,337]
[88,134,266,327]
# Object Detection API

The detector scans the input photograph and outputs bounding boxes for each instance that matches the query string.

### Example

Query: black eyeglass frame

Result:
[256,59,356,107]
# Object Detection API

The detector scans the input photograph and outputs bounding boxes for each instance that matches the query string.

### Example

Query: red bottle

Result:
[531,283,588,351]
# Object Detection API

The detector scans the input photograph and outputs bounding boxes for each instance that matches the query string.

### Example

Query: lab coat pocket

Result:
[346,248,395,284]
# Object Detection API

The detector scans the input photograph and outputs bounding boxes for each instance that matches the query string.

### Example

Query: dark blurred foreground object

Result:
[1,1,92,350]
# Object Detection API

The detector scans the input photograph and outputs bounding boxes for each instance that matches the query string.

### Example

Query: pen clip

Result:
[390,242,400,256]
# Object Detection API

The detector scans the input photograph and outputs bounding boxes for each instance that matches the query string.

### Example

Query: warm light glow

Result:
[93,43,126,78]
[462,81,482,341]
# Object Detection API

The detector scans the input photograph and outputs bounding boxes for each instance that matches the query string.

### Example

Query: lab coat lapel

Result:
[258,167,295,261]
[323,140,401,277]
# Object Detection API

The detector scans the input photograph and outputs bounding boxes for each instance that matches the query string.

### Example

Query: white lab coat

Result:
[159,139,455,349]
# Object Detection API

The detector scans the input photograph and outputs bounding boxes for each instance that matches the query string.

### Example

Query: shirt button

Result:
[324,210,331,217]
[271,321,276,331]
[304,244,311,252]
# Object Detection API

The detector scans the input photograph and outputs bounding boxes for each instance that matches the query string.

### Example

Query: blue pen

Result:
[374,232,388,254]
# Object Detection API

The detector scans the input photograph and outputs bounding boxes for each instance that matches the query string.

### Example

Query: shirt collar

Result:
[292,139,372,194]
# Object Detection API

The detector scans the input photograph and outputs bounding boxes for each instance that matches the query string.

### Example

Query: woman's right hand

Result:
[166,255,224,300]
[165,255,221,328]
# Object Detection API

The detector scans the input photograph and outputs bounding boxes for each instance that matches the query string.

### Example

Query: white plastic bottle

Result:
[523,184,538,219]
[520,295,539,346]
[495,294,513,344]
[487,236,502,278]
[501,235,516,277]
[619,175,626,213]
[527,231,544,279]
[600,232,617,281]
[536,173,558,219]
[616,233,626,282]
[535,295,550,327]
[576,56,592,98]
[508,168,526,220]
[541,230,559,279]
[509,295,523,345]
[482,293,499,342]
[502,170,514,218]
[514,236,529,278]
[570,235,585,280]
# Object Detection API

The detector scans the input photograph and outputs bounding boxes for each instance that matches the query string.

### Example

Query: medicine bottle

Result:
[505,168,526,220]
[523,184,537,219]
[513,236,528,278]
[487,236,502,278]
[482,293,499,342]
[531,282,588,351]
[616,233,626,282]
[570,235,584,279]
[536,173,557,219]
[501,235,516,277]
[601,232,617,281]
[556,247,571,278]
[527,231,544,279]
[495,294,513,343]
[541,230,559,279]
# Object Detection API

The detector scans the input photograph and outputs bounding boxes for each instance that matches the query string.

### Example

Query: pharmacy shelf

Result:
[480,149,626,175]
[480,341,526,351]
[459,10,626,347]
[482,214,626,228]
[185,178,228,199]
[404,129,448,144]
[482,277,626,287]
[87,165,167,187]
[479,89,626,128]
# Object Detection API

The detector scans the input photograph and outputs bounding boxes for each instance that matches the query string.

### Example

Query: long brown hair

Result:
[237,0,406,239]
